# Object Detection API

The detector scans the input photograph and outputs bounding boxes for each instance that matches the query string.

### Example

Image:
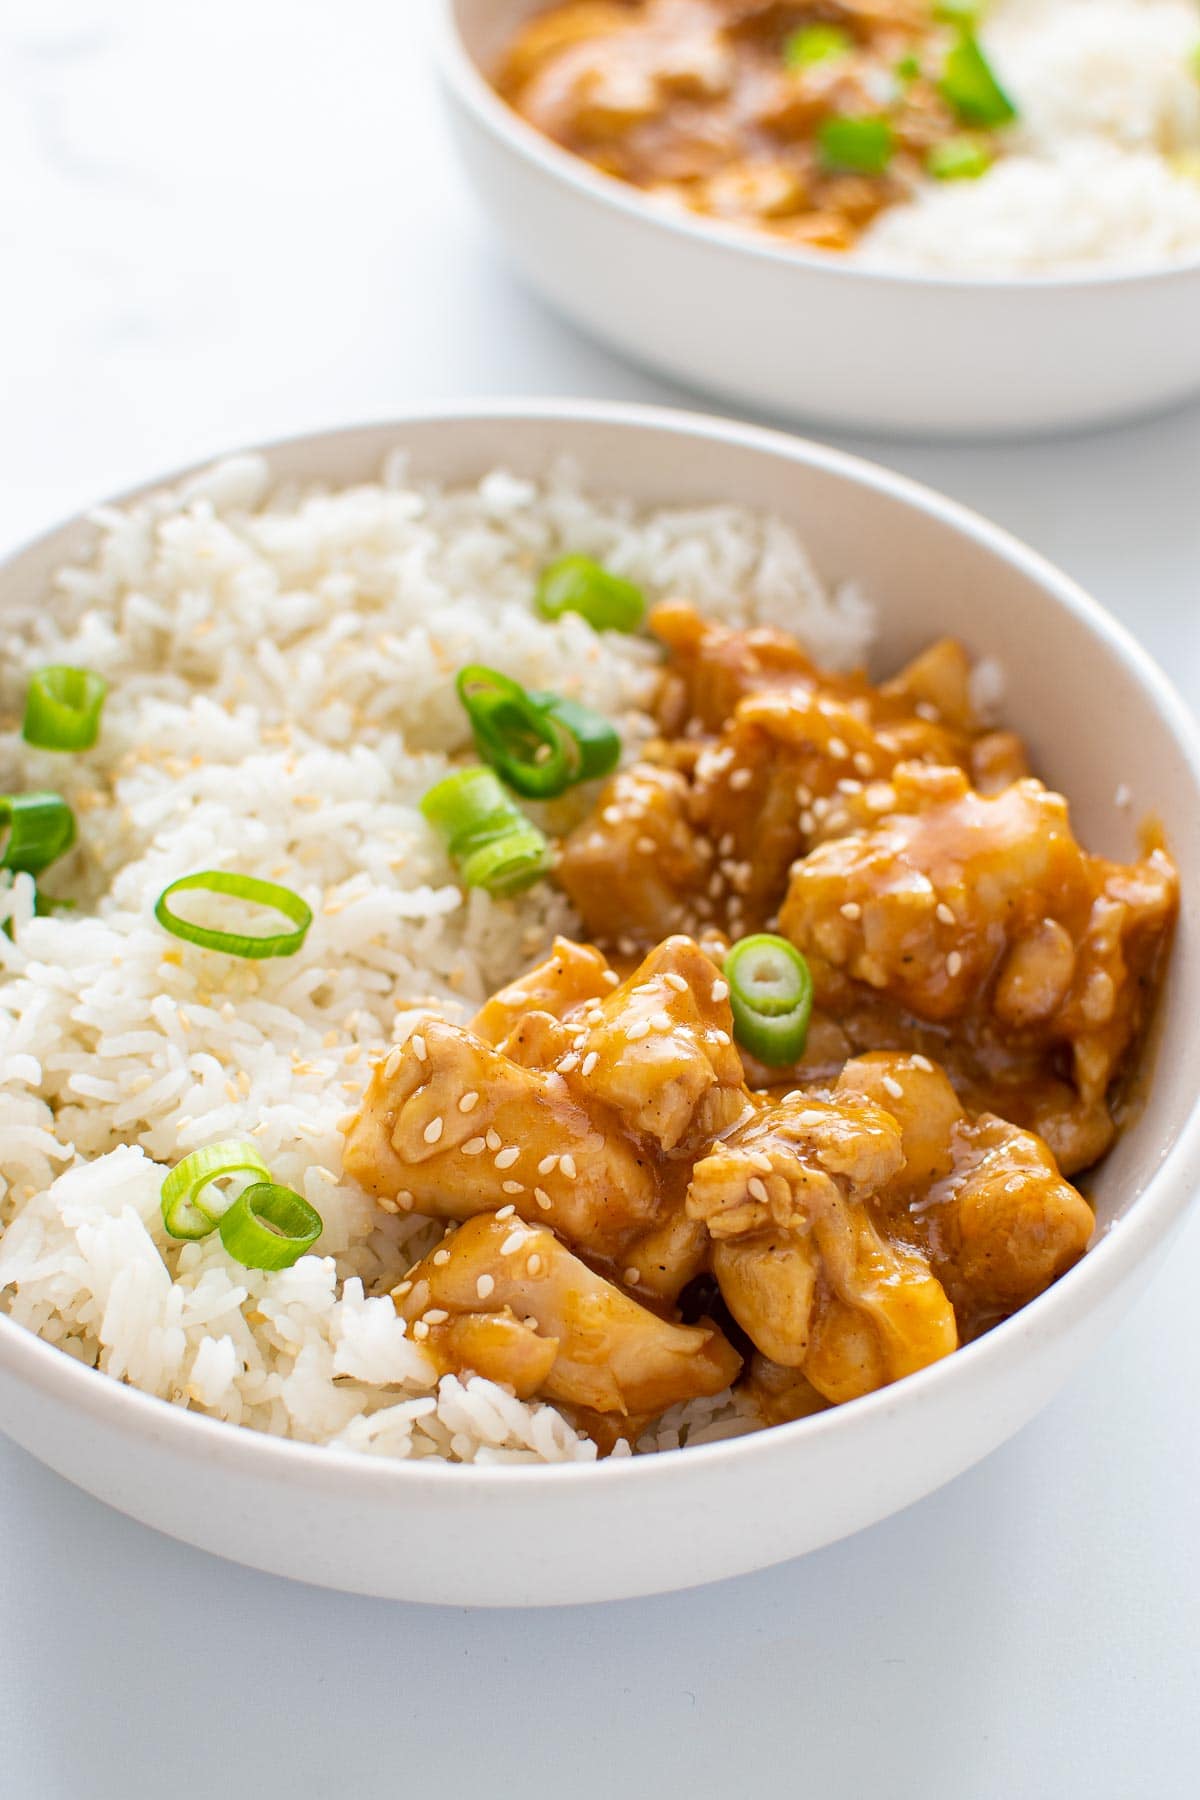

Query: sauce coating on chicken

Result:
[344,601,1176,1449]
[496,1,1010,252]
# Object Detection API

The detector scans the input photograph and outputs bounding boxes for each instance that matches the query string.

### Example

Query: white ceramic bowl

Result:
[2,402,1198,1606]
[435,0,1200,438]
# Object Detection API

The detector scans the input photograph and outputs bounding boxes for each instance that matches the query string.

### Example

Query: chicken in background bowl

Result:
[496,0,1200,274]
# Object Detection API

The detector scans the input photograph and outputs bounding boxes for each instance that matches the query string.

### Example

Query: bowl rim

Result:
[2,396,1199,1500]
[432,0,1200,295]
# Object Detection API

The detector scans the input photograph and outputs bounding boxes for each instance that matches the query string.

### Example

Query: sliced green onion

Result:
[161,1140,272,1241]
[154,871,312,958]
[457,666,579,798]
[895,52,922,82]
[927,134,993,179]
[526,690,621,783]
[724,934,814,1067]
[421,765,551,898]
[1190,43,1200,82]
[0,793,76,875]
[817,115,895,176]
[22,666,108,751]
[785,24,852,69]
[218,1181,323,1270]
[535,556,645,633]
[939,33,1017,128]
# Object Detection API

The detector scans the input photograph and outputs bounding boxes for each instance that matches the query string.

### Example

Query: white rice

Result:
[0,453,871,1465]
[861,0,1200,274]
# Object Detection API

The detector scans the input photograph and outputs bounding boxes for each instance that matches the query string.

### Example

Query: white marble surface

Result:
[2,3,1199,1795]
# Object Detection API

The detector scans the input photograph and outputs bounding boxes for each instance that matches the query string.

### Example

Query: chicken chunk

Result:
[394,1212,741,1415]
[780,765,1178,1113]
[687,1090,958,1403]
[923,1114,1095,1324]
[834,1052,1095,1329]
[472,935,613,1046]
[561,606,997,946]
[343,937,748,1298]
[556,762,709,948]
[341,1018,660,1255]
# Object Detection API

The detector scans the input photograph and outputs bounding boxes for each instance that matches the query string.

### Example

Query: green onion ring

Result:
[535,555,645,633]
[0,793,76,875]
[421,765,551,898]
[526,690,620,783]
[724,934,814,1067]
[218,1181,323,1270]
[154,871,313,958]
[22,666,108,752]
[161,1140,273,1240]
[456,666,579,798]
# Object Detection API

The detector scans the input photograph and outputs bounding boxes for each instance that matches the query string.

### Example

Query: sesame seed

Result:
[433,1249,451,1266]
[911,1054,934,1073]
[500,1229,525,1256]
[424,1309,449,1325]
[494,1145,520,1169]
[853,752,874,776]
[476,1274,495,1300]
[378,1197,400,1215]
[537,1153,559,1175]
[462,1137,486,1156]
[915,701,939,722]
[713,1029,731,1046]
[828,737,848,760]
[936,902,956,925]
[411,1320,429,1340]
[947,951,964,978]
[617,936,638,957]
[397,1191,414,1210]
[799,810,815,834]
[711,978,729,1002]
[394,1280,413,1297]
[384,1047,403,1078]
[636,836,656,855]
[603,969,620,986]
[411,1034,426,1061]
[718,834,735,856]
[623,1267,640,1285]
[534,1188,552,1209]
[795,786,812,807]
[747,1177,769,1204]
[650,1010,673,1031]
[496,1204,516,1221]
[526,1253,543,1277]
[458,1090,480,1113]
[501,1179,524,1194]
[782,1089,802,1103]
[559,1153,577,1180]
[557,1052,581,1074]
[708,872,724,899]
[882,1075,904,1100]
[1114,782,1132,808]
[626,1019,651,1041]
[486,1129,501,1151]
[729,768,753,791]
[423,1117,444,1145]
[665,972,689,992]
[749,1151,773,1173]
[602,806,622,826]
[836,778,862,796]
[581,1051,599,1077]
[840,901,862,921]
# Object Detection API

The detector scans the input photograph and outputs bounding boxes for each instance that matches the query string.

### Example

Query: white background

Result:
[2,4,1199,1795]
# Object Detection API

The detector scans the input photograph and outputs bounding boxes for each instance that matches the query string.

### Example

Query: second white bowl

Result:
[436,0,1200,439]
